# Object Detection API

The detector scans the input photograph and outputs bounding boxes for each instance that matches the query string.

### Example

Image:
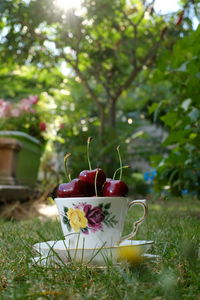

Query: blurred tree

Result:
[0,64,64,99]
[149,24,200,198]
[0,0,184,142]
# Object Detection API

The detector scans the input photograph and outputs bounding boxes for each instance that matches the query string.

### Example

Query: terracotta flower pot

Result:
[0,138,21,184]
[0,131,44,186]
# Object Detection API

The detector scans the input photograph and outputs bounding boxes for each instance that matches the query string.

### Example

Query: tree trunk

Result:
[109,99,116,128]
[99,104,105,143]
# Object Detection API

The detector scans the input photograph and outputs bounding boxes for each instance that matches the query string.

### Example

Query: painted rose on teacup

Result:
[81,203,106,232]
[60,201,117,235]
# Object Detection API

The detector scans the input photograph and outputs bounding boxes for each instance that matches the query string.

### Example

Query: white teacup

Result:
[55,197,147,249]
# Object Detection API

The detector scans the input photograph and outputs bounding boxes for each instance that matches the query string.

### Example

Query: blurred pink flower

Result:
[18,98,33,112]
[0,96,47,141]
[28,96,39,104]
[0,99,11,117]
[11,108,21,117]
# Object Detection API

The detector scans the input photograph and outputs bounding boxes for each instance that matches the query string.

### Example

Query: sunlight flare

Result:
[54,0,82,11]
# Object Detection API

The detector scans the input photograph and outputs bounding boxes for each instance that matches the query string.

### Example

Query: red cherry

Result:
[102,179,128,197]
[56,178,90,198]
[79,168,106,188]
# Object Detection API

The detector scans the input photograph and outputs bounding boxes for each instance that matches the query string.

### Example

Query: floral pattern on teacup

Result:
[62,202,118,234]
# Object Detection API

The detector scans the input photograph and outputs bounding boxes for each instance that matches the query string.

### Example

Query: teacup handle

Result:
[116,199,148,245]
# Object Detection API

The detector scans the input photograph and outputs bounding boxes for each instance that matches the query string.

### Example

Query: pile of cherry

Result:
[56,138,128,198]
[56,167,128,198]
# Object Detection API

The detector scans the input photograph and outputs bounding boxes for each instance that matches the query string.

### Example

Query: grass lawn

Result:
[0,197,199,300]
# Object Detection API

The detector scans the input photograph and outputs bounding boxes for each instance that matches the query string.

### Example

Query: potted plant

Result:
[0,96,47,186]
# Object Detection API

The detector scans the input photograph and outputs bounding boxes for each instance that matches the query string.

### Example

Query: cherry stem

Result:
[113,166,130,180]
[87,137,92,170]
[64,153,72,182]
[116,146,123,181]
[94,169,99,197]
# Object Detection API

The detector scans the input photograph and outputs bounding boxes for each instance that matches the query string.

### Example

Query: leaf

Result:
[189,133,197,140]
[81,227,88,234]
[181,99,192,111]
[63,207,68,214]
[103,211,109,216]
[62,216,71,232]
[63,216,69,225]
[66,222,71,232]
[160,112,178,127]
[104,203,111,209]
[188,108,199,122]
[175,62,188,72]
[148,102,159,114]
[103,219,110,226]
[196,72,200,79]
[63,216,72,232]
[104,215,118,228]
[163,130,190,146]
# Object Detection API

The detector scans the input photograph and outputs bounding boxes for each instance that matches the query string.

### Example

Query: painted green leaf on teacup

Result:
[63,216,71,232]
[104,215,118,228]
[104,203,111,209]
[103,210,109,216]
[80,227,89,234]
[64,206,68,214]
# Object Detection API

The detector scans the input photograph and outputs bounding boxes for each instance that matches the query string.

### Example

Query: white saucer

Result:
[33,240,154,266]
[31,253,160,267]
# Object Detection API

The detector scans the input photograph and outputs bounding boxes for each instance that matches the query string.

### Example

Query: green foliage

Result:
[149,26,200,198]
[0,65,63,99]
[0,65,137,180]
[0,0,179,135]
[126,172,149,196]
[0,0,199,194]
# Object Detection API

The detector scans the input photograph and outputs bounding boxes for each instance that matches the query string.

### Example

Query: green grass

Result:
[0,197,200,300]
